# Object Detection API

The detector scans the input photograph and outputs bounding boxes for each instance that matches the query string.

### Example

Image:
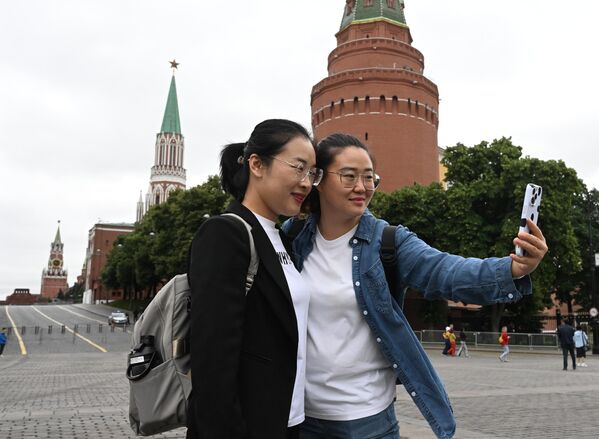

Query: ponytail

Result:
[219,119,313,201]
[220,142,248,201]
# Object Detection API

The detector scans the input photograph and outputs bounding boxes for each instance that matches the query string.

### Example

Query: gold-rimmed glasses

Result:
[271,157,324,186]
[327,171,381,190]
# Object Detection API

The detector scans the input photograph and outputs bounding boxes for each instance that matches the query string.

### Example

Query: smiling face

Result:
[317,146,376,224]
[244,136,316,220]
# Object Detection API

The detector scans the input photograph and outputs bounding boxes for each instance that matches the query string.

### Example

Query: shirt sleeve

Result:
[187,216,251,438]
[394,225,532,305]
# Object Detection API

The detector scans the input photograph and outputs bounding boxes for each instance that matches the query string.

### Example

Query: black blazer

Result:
[186,201,299,439]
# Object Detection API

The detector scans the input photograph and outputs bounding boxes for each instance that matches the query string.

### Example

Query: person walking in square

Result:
[442,326,451,355]
[0,328,7,356]
[574,324,589,368]
[557,318,576,370]
[447,328,457,356]
[499,326,510,362]
[457,329,470,358]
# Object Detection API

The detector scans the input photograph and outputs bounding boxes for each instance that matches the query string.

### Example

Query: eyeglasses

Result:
[270,156,323,186]
[328,171,381,190]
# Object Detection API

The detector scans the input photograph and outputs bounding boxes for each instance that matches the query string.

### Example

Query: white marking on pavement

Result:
[4,306,27,355]
[31,306,108,353]
[57,306,106,325]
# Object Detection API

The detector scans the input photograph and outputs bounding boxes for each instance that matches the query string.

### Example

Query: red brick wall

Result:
[312,20,440,192]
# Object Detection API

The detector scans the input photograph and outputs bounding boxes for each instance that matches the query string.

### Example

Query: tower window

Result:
[365,132,369,141]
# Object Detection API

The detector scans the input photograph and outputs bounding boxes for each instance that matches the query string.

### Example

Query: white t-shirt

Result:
[301,225,396,421]
[254,213,310,427]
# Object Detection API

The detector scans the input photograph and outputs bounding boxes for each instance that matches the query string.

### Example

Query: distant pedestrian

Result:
[457,329,470,358]
[0,328,7,356]
[574,324,589,368]
[442,326,451,355]
[499,326,510,362]
[557,318,576,370]
[447,328,457,356]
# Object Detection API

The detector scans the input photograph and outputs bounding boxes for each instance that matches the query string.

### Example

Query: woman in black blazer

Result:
[186,119,323,439]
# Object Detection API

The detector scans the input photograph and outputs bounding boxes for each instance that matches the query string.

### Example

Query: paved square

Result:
[1,349,598,438]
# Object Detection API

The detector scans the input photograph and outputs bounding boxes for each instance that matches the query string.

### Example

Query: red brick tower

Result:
[40,221,69,299]
[311,0,440,191]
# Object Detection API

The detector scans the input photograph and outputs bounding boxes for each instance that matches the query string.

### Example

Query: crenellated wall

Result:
[311,8,440,191]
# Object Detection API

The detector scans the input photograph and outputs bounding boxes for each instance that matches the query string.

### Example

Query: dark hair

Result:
[220,119,313,201]
[304,133,376,213]
[576,325,582,331]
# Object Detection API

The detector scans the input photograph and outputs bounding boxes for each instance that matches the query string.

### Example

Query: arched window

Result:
[379,95,386,113]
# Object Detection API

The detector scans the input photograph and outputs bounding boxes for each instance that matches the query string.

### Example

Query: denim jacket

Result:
[283,210,532,439]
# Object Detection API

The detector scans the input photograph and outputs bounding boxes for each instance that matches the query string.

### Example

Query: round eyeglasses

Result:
[270,156,324,186]
[327,171,381,190]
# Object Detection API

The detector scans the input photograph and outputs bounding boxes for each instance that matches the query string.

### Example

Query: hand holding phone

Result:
[515,183,542,257]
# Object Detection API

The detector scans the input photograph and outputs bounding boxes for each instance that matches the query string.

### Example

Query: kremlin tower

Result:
[137,60,186,221]
[40,222,69,299]
[311,0,440,191]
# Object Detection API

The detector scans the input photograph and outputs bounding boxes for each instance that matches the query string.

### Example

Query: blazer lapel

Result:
[226,202,298,343]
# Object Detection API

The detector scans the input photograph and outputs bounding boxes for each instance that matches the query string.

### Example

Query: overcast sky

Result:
[1,0,598,300]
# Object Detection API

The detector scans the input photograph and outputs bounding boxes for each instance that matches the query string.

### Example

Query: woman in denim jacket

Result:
[282,133,547,439]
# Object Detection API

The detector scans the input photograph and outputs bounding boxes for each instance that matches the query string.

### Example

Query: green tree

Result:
[442,138,584,331]
[371,137,587,331]
[102,176,231,295]
[64,282,85,303]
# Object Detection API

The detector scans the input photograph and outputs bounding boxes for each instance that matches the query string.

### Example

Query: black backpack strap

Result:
[380,225,405,386]
[380,225,402,309]
[284,218,307,240]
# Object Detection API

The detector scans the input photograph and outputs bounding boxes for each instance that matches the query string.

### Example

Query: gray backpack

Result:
[127,213,259,436]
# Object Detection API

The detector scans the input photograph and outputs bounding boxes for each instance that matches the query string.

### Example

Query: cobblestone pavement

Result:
[395,351,599,439]
[1,305,598,438]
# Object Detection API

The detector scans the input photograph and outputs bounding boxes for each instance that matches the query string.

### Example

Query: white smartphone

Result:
[515,183,542,257]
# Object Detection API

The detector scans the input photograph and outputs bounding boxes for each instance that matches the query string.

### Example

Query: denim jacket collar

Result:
[303,209,377,244]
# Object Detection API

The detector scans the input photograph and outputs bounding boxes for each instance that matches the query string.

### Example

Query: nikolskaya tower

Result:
[137,60,186,221]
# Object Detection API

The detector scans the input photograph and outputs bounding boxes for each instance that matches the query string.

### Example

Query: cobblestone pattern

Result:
[395,351,599,438]
[2,305,599,438]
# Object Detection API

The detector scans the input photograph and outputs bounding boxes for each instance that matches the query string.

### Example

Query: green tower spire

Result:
[340,0,407,31]
[160,74,181,134]
[53,221,62,244]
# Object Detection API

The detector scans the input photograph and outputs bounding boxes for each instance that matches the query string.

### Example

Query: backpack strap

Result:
[222,213,259,294]
[285,218,307,240]
[380,225,403,309]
